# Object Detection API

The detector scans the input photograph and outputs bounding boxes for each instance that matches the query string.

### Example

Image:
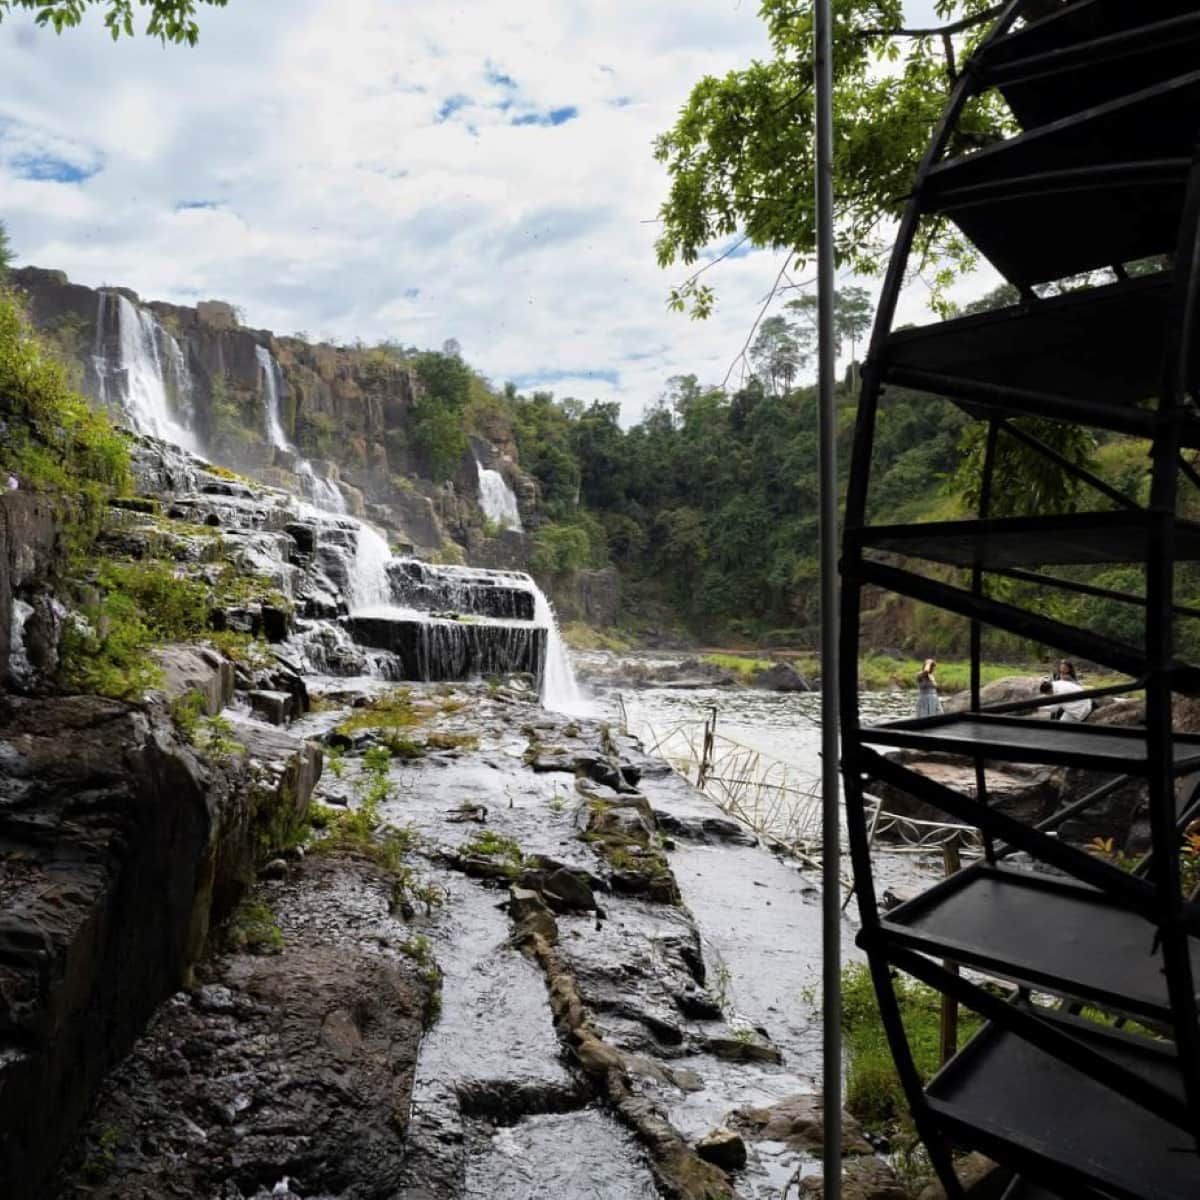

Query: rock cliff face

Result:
[0,684,321,1200]
[0,492,64,691]
[10,267,541,566]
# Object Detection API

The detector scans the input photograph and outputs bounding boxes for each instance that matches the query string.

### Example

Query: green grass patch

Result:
[839,962,981,1129]
[59,557,211,699]
[0,289,131,555]
[460,829,524,868]
[561,621,635,652]
[777,653,1127,694]
[221,894,284,954]
[335,687,429,735]
[206,629,273,668]
[700,652,773,680]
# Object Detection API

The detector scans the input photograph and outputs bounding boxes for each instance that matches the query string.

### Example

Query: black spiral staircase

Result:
[840,3,1200,1198]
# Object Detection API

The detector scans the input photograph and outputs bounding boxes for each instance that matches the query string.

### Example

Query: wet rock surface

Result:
[0,690,319,1200]
[35,670,914,1199]
[51,855,431,1200]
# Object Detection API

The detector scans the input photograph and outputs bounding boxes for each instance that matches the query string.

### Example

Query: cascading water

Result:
[530,582,588,713]
[93,292,201,455]
[256,344,291,450]
[476,460,523,532]
[255,345,347,514]
[348,520,395,610]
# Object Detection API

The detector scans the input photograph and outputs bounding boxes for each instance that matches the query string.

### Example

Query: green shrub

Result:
[59,558,210,699]
[0,289,130,553]
[335,687,426,735]
[839,963,980,1130]
[460,829,524,869]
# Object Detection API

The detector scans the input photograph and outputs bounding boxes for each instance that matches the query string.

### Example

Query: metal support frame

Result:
[813,0,840,1192]
[838,4,1200,1194]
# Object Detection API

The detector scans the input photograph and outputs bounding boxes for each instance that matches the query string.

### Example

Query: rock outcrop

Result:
[0,491,64,692]
[11,267,544,569]
[0,689,321,1199]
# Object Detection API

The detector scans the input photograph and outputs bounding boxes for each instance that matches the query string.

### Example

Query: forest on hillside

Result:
[394,281,1193,655]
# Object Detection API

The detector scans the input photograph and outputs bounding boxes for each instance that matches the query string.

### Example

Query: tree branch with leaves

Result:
[0,0,227,44]
[654,0,1013,317]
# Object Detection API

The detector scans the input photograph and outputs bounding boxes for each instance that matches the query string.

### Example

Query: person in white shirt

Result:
[1039,677,1091,722]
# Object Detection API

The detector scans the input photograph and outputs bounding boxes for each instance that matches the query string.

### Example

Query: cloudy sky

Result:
[0,0,992,423]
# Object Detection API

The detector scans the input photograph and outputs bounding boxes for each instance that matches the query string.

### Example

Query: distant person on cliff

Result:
[916,658,943,719]
[1040,677,1091,722]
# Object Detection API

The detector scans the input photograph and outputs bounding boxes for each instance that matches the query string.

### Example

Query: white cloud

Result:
[0,0,993,424]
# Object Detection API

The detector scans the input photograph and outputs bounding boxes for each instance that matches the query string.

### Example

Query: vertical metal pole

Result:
[814,1,840,1196]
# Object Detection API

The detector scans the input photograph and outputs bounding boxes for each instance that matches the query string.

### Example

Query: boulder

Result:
[730,1093,874,1156]
[695,1128,747,1171]
[1055,699,1148,851]
[0,694,253,1198]
[800,1158,909,1200]
[153,643,235,715]
[943,674,1044,714]
[247,689,294,726]
[541,867,597,912]
[867,749,1059,834]
[752,662,812,692]
[916,1152,1008,1199]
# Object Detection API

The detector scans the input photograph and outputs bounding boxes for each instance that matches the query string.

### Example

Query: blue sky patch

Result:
[436,93,472,122]
[514,367,619,388]
[11,153,98,183]
[403,287,420,300]
[176,199,218,211]
[485,62,517,89]
[511,105,578,127]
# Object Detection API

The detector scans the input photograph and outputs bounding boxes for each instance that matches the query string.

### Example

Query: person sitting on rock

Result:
[1040,676,1091,722]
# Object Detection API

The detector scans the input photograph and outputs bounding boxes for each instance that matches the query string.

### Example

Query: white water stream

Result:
[476,459,523,531]
[93,292,201,455]
[348,520,395,610]
[531,585,587,714]
[256,345,347,514]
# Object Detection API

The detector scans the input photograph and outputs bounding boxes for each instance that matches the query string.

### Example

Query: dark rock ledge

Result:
[0,679,320,1200]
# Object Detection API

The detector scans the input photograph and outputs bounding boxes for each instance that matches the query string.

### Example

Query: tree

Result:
[411,350,472,480]
[0,221,12,278]
[750,315,804,396]
[0,0,227,43]
[656,0,1008,316]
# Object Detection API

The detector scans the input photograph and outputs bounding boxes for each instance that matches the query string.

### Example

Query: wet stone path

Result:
[54,678,903,1199]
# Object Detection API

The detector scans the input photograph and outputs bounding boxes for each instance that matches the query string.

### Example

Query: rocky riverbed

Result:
[44,677,906,1200]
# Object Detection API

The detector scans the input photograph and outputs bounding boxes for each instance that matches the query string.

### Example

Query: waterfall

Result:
[300,464,348,514]
[529,581,587,713]
[256,344,346,514]
[256,344,290,450]
[93,292,201,455]
[476,459,523,532]
[348,520,394,610]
